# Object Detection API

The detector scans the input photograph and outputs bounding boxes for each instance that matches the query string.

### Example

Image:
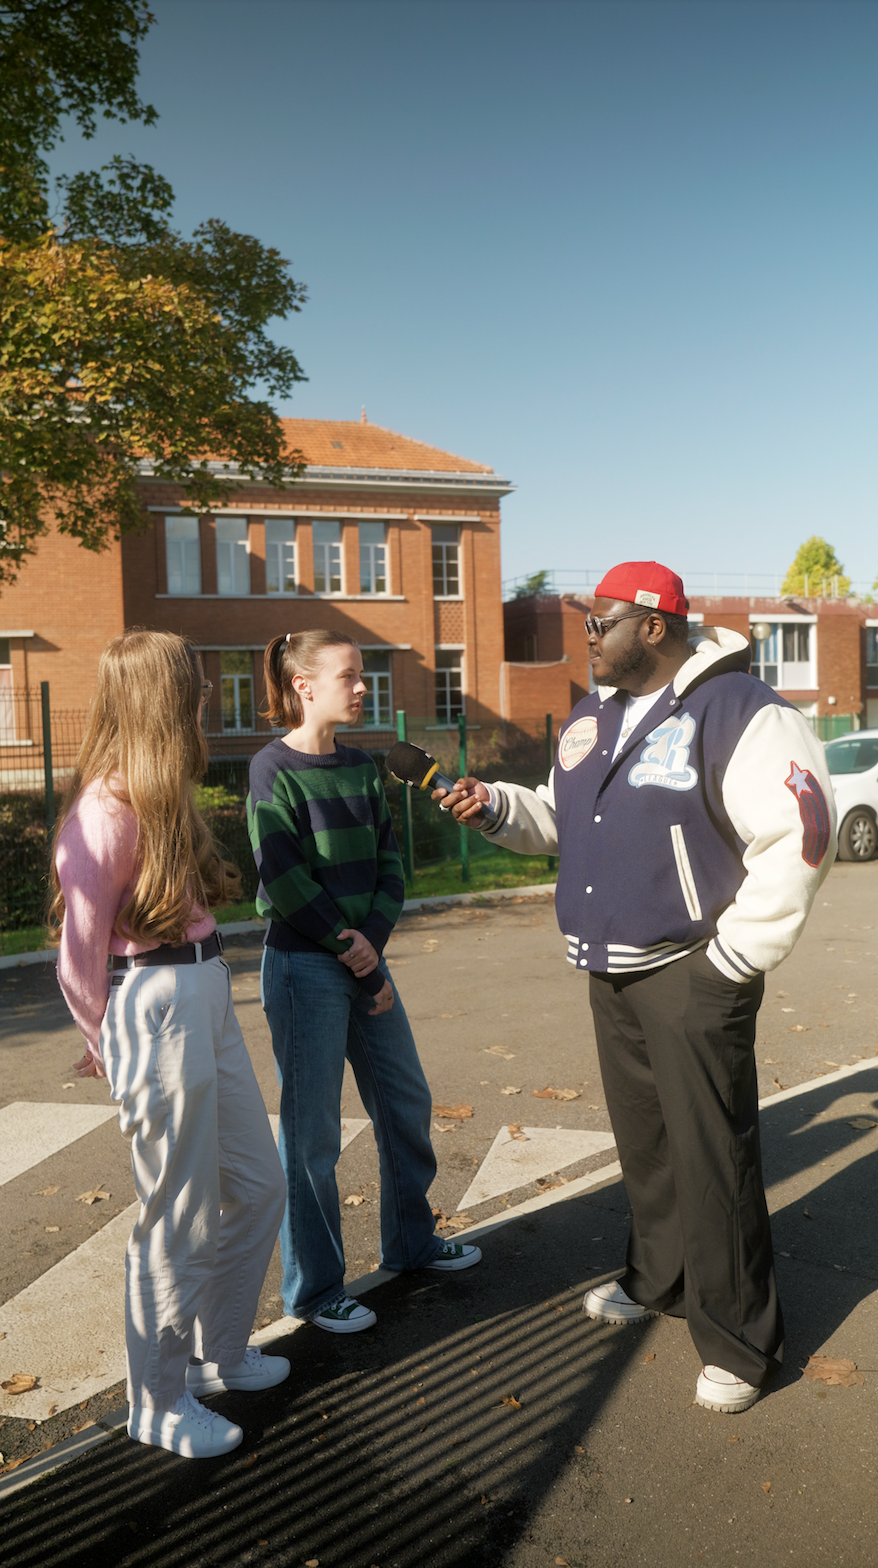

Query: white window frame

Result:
[749,614,817,690]
[0,640,12,743]
[866,620,878,687]
[165,515,202,596]
[265,518,297,595]
[219,651,255,734]
[434,645,465,726]
[216,518,250,597]
[312,519,342,595]
[360,652,393,727]
[432,525,461,597]
[359,522,388,595]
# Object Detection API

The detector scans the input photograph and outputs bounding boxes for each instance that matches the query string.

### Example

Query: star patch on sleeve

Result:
[785,761,831,867]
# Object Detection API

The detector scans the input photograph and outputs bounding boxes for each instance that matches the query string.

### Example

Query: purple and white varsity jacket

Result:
[480,628,837,980]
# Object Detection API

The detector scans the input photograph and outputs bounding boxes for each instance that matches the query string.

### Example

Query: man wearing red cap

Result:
[438,560,836,1414]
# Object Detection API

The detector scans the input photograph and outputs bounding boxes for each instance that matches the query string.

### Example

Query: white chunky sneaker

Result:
[311,1293,377,1333]
[186,1347,291,1396]
[127,1391,244,1457]
[583,1279,659,1325]
[695,1365,761,1413]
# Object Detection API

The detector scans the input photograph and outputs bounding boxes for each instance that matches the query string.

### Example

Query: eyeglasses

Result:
[201,681,213,701]
[584,609,650,639]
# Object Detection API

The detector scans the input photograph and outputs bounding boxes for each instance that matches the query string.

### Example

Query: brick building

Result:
[504,592,878,730]
[0,418,513,758]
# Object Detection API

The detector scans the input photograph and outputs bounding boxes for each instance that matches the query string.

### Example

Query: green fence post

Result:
[545,713,556,872]
[458,711,469,884]
[41,681,55,834]
[396,710,415,889]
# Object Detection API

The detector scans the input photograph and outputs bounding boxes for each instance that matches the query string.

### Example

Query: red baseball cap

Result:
[593,561,688,616]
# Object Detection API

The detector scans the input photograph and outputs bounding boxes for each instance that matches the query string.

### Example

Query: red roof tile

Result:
[281,419,493,474]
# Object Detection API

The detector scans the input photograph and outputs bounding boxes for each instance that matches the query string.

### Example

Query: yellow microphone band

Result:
[419,760,440,791]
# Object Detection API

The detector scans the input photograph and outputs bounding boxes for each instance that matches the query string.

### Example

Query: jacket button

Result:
[586,886,593,894]
[602,749,608,755]
[582,943,589,951]
[580,959,588,967]
[594,814,601,822]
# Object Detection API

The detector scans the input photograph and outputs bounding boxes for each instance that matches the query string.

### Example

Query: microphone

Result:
[385,741,498,823]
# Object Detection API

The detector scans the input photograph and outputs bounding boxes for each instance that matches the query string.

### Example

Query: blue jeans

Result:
[261,946,440,1318]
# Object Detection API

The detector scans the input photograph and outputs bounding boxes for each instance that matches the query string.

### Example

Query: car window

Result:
[825,738,878,775]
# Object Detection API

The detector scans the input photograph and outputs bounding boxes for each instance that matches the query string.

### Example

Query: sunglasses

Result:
[584,609,650,639]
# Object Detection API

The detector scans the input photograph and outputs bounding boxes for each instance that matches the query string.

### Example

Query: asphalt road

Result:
[1,862,877,1565]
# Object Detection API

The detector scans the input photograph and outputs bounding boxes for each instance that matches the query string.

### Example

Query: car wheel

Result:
[838,809,878,862]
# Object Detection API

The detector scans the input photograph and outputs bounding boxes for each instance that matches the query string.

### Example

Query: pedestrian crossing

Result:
[0,1103,620,1423]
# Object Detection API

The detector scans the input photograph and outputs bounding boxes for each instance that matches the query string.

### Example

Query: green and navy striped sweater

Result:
[247,740,405,996]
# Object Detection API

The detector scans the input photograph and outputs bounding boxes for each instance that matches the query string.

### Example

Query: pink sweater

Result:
[56,779,216,1062]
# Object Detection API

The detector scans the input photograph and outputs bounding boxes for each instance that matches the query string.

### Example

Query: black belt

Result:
[110,930,224,971]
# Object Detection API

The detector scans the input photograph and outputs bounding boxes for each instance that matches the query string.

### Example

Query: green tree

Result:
[514,570,552,598]
[781,537,850,599]
[0,1,307,587]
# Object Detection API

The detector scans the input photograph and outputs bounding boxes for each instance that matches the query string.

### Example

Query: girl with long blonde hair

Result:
[52,630,288,1458]
[247,630,481,1335]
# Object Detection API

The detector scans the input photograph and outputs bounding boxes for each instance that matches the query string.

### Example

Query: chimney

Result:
[360,406,367,424]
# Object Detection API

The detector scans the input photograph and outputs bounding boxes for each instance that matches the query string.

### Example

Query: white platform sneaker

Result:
[128,1391,244,1457]
[695,1365,761,1414]
[583,1279,659,1325]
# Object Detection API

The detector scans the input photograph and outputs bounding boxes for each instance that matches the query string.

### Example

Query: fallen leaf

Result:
[77,1187,111,1206]
[803,1210,812,1219]
[73,1421,94,1434]
[0,1458,27,1473]
[532,1086,581,1101]
[1,1373,37,1395]
[26,1422,35,1432]
[847,1118,877,1131]
[790,1024,808,1033]
[434,1122,456,1133]
[624,1497,632,1504]
[439,1213,472,1231]
[822,1060,840,1067]
[62,1083,75,1090]
[259,1318,271,1328]
[762,1057,778,1064]
[535,1176,567,1191]
[33,1186,59,1197]
[772,1077,787,1091]
[506,1124,528,1141]
[243,1453,260,1467]
[556,1559,570,1566]
[575,1445,585,1454]
[344,1194,366,1206]
[803,1355,864,1387]
[416,1397,425,1406]
[485,1046,515,1059]
[480,1494,491,1506]
[762,1482,771,1494]
[501,1395,522,1410]
[776,990,787,997]
[48,1403,57,1417]
[0,1333,4,1341]
[727,1434,740,1443]
[643,1353,656,1362]
[432,1208,447,1224]
[305,1560,319,1567]
[501,1086,522,1095]
[432,1104,473,1119]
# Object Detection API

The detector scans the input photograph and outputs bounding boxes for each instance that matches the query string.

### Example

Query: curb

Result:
[0,891,557,970]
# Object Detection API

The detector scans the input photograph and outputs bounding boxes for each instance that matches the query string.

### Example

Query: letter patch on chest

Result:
[785,761,832,867]
[558,716,599,770]
[628,713,698,791]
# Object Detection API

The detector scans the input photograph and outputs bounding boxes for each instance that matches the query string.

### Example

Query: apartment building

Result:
[503,591,876,727]
[0,418,513,755]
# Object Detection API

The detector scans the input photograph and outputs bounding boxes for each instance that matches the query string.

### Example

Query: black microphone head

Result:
[386,741,438,788]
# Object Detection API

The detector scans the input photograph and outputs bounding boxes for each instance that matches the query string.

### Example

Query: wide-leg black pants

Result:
[589,946,783,1387]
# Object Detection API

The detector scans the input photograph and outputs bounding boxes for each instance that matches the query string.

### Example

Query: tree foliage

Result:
[0,2,307,587]
[781,536,850,599]
[514,570,552,599]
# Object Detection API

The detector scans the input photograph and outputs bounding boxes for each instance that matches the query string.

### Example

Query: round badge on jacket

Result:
[558,716,599,771]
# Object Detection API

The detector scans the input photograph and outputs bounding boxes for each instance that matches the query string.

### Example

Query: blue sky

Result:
[51,0,878,593]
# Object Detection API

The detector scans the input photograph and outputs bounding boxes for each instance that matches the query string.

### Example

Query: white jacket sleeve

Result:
[707,706,837,980]
[479,769,559,856]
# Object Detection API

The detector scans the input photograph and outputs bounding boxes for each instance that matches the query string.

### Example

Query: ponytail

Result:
[262,630,359,730]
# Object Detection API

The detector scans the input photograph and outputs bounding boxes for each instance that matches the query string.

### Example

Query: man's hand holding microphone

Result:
[430,776,493,827]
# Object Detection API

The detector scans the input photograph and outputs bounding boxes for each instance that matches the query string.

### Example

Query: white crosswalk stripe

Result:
[0,1102,117,1188]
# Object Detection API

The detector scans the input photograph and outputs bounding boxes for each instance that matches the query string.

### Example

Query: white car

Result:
[824,730,878,862]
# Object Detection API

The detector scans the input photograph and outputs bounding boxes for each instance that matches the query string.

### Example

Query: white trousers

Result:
[101,955,286,1411]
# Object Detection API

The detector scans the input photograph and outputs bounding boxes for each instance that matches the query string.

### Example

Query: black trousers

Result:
[589,946,783,1387]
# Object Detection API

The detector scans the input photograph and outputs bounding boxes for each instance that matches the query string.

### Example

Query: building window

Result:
[265,518,297,594]
[216,518,250,596]
[166,516,201,596]
[361,651,392,726]
[359,522,387,594]
[432,525,460,596]
[523,634,537,662]
[313,519,342,593]
[220,650,254,733]
[750,622,814,690]
[867,628,878,686]
[435,649,464,724]
[0,639,12,743]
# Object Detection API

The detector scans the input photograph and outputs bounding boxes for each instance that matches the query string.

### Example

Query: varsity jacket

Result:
[481,628,837,980]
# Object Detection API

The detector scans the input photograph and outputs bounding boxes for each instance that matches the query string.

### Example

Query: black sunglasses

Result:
[584,609,651,639]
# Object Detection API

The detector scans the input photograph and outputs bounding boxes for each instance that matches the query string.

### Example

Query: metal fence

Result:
[0,687,865,956]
